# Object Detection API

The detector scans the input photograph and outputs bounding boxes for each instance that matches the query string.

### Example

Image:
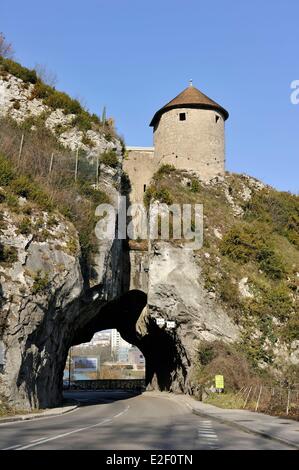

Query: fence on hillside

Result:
[235,384,299,418]
[0,120,110,186]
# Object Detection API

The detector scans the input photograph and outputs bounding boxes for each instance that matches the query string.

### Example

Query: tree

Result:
[34,63,57,87]
[0,33,14,58]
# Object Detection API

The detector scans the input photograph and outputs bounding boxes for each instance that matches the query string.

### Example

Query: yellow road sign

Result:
[215,375,224,389]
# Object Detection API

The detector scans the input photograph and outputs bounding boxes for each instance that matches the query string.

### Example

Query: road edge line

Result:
[0,404,78,425]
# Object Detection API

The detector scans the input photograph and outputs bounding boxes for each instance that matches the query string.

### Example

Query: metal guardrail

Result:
[69,379,145,391]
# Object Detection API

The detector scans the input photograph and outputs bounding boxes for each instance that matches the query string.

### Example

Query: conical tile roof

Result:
[150,85,229,127]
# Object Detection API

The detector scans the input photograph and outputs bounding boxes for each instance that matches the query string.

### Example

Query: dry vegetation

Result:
[0,116,110,272]
[0,33,14,59]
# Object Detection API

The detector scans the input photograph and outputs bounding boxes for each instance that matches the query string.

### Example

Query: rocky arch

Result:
[72,289,189,395]
[9,286,189,409]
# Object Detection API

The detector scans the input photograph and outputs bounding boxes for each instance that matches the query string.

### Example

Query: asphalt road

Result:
[0,391,293,450]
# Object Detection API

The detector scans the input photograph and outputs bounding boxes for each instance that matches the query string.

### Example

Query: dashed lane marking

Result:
[197,420,219,449]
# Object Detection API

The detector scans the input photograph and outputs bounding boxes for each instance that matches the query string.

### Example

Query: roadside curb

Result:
[0,404,78,424]
[144,392,299,450]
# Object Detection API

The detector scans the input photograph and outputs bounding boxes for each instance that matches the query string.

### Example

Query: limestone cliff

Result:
[0,58,298,410]
[135,167,299,392]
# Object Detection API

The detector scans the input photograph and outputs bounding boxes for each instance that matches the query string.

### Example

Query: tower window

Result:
[143,184,147,192]
[215,115,220,123]
[179,113,186,121]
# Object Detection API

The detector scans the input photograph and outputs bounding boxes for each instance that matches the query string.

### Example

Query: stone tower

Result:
[150,83,229,181]
[124,83,229,203]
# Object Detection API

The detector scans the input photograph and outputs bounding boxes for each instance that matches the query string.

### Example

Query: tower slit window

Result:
[179,113,186,121]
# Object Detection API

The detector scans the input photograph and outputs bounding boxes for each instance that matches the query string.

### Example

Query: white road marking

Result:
[197,420,219,449]
[2,405,130,451]
[2,444,23,450]
[30,437,48,443]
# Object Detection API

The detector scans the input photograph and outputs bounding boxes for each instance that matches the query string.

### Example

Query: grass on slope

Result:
[144,166,299,369]
[0,117,110,272]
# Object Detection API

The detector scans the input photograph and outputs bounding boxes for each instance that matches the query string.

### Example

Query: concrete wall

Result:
[153,107,225,180]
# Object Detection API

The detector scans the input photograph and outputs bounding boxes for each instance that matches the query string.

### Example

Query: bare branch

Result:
[0,32,14,59]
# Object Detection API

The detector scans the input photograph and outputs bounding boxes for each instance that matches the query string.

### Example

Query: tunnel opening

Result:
[63,329,145,388]
[13,286,188,410]
[61,287,187,397]
[61,289,147,393]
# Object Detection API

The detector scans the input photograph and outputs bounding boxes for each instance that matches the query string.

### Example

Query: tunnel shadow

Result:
[63,389,142,408]
[72,289,147,346]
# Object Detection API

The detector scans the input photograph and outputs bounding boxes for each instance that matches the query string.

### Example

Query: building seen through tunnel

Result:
[63,329,145,383]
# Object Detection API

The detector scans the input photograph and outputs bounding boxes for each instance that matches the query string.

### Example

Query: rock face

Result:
[0,207,83,408]
[0,73,122,158]
[0,202,125,409]
[131,243,238,395]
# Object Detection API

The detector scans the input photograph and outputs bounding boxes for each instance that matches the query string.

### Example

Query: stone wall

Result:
[153,107,225,180]
[124,107,226,206]
[123,147,155,203]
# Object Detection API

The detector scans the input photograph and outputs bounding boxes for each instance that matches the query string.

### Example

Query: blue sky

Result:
[2,0,299,193]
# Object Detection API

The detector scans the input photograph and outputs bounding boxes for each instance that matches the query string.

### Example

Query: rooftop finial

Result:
[189,79,193,87]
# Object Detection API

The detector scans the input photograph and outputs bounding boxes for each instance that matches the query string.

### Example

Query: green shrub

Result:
[100,150,119,168]
[156,164,176,176]
[257,247,285,279]
[5,193,18,209]
[0,154,15,185]
[281,314,299,343]
[220,223,285,279]
[72,112,94,131]
[0,57,37,83]
[44,90,81,114]
[32,271,49,294]
[190,179,201,193]
[31,80,53,100]
[218,276,241,310]
[66,238,78,255]
[198,343,216,366]
[244,189,299,248]
[90,113,101,125]
[245,284,293,322]
[11,175,34,198]
[10,176,52,211]
[0,243,18,264]
[18,216,32,235]
[144,186,173,207]
[153,164,176,181]
[81,134,95,147]
[78,182,110,205]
